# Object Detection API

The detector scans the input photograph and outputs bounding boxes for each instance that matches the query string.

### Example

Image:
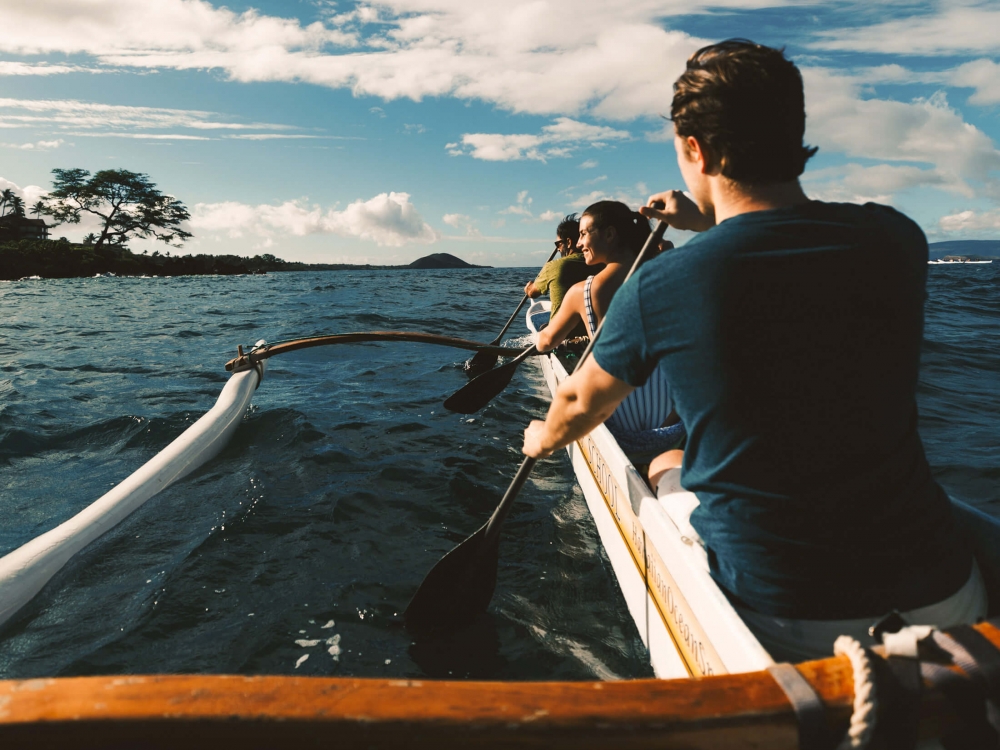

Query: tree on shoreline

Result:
[1,190,25,218]
[41,168,192,250]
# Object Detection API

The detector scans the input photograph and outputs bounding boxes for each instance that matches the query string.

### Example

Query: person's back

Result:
[535,252,591,314]
[615,199,968,620]
[522,39,982,661]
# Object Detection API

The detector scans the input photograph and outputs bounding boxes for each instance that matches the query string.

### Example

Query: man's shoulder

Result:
[558,253,588,266]
[555,254,595,278]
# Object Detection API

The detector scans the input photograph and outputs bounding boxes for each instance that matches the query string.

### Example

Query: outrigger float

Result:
[2,320,1000,747]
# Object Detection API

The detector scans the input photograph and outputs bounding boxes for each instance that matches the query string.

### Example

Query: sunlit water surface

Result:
[0,264,996,679]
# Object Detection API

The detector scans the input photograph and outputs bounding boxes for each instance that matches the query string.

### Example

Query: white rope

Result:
[833,635,877,749]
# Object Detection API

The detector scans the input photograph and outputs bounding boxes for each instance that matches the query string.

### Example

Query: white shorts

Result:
[654,469,989,662]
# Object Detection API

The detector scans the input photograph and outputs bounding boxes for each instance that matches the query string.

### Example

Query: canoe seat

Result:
[656,469,709,573]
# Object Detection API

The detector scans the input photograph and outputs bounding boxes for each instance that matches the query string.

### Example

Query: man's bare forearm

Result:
[523,358,635,458]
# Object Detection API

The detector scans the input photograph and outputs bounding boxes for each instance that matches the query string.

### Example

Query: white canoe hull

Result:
[526,301,772,678]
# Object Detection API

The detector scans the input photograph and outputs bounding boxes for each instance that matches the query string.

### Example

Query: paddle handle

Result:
[489,246,561,345]
[484,456,537,545]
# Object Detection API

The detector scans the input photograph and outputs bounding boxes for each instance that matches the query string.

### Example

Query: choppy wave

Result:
[0,269,651,680]
[0,263,996,680]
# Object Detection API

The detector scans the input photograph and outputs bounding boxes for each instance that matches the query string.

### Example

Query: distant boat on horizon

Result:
[928,258,993,265]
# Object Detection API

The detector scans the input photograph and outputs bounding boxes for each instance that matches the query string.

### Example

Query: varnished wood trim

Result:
[2,621,995,747]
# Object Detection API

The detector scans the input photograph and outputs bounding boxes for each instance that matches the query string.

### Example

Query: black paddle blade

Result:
[404,522,499,638]
[444,359,519,413]
[463,349,498,380]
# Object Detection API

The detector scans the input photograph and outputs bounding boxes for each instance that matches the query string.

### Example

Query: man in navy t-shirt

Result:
[522,40,982,660]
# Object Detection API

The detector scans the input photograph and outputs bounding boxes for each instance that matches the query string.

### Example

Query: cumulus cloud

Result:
[449,117,629,162]
[442,212,481,237]
[803,163,973,205]
[191,192,438,246]
[812,3,1000,56]
[939,209,1000,234]
[0,176,48,207]
[0,0,711,120]
[579,159,598,169]
[802,70,1000,199]
[951,59,1000,105]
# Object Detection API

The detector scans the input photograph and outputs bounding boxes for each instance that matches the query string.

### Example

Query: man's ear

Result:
[686,135,720,175]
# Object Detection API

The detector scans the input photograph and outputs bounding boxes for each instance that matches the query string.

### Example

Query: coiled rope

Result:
[833,635,877,749]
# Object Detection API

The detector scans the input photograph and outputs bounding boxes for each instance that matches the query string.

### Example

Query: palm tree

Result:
[9,195,25,218]
[0,188,13,217]
[30,200,46,219]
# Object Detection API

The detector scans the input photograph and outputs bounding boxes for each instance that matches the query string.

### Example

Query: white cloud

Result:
[225,133,359,140]
[0,138,65,151]
[812,3,1000,56]
[67,132,212,140]
[568,184,648,210]
[0,0,710,120]
[579,159,598,169]
[0,61,105,76]
[803,70,1000,199]
[804,163,972,205]
[501,190,533,216]
[939,209,1000,234]
[951,59,1000,106]
[0,176,48,207]
[190,192,437,246]
[537,210,560,222]
[450,117,629,162]
[0,1,357,58]
[0,97,296,132]
[442,212,481,237]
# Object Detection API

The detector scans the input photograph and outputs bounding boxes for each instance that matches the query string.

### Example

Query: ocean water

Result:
[0,264,997,680]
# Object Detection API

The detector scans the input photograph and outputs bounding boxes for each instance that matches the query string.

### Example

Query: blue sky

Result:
[1,0,998,265]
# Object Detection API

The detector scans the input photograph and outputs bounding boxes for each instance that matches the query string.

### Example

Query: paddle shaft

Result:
[488,246,561,346]
[482,217,669,545]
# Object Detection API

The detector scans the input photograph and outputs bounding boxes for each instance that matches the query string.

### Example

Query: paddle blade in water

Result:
[404,522,499,638]
[444,359,518,413]
[463,349,498,380]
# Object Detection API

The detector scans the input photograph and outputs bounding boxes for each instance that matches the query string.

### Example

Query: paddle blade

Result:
[444,359,518,413]
[463,349,498,380]
[404,523,499,638]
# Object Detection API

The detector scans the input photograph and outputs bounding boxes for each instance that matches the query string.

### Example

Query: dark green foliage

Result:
[42,168,192,250]
[0,239,291,280]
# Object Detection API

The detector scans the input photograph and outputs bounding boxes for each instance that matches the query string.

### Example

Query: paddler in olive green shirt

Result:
[525,214,598,338]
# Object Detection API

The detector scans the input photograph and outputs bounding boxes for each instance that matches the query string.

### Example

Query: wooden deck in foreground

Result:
[3,622,995,749]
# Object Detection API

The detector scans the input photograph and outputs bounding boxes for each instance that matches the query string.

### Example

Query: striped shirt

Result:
[584,275,674,434]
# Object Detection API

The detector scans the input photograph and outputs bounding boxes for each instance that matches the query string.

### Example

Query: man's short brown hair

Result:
[671,39,818,184]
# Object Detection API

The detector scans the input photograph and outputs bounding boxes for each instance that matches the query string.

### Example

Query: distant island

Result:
[0,240,489,280]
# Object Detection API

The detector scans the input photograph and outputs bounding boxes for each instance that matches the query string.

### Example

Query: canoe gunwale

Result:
[6,621,1000,748]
